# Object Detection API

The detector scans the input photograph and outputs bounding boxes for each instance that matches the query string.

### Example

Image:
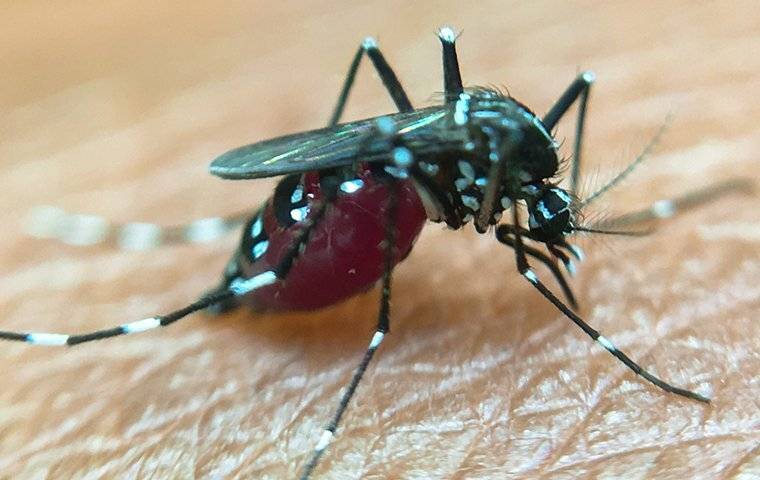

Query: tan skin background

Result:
[1,1,759,479]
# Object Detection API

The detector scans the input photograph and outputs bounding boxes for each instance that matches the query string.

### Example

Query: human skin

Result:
[0,1,759,479]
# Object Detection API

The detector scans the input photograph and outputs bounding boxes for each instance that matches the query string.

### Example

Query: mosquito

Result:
[4,27,749,478]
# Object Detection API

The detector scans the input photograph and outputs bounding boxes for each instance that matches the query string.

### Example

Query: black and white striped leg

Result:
[205,253,246,314]
[437,26,464,101]
[592,178,755,229]
[1,200,333,346]
[495,227,578,309]
[475,129,523,232]
[549,236,585,264]
[0,288,237,346]
[329,36,413,126]
[24,206,253,250]
[542,71,595,194]
[498,224,582,280]
[546,244,575,275]
[299,179,400,479]
[508,207,710,403]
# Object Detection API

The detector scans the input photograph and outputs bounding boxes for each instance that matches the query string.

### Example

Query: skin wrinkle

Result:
[543,431,757,476]
[534,365,627,471]
[718,443,760,480]
[246,357,310,427]
[451,396,512,478]
[2,398,111,468]
[424,336,571,474]
[359,434,384,480]
[377,346,510,424]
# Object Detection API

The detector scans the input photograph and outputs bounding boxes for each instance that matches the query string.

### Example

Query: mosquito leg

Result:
[546,244,572,272]
[475,129,523,232]
[498,224,582,277]
[1,195,335,346]
[593,178,755,228]
[502,207,710,403]
[329,37,413,126]
[495,228,578,309]
[437,26,464,101]
[0,287,238,346]
[299,178,401,479]
[204,249,251,315]
[548,236,585,262]
[24,206,253,250]
[409,166,462,228]
[542,71,595,193]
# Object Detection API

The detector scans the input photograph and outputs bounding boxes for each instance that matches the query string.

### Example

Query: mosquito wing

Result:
[209,106,453,180]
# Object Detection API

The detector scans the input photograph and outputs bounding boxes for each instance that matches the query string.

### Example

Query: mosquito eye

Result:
[528,188,573,241]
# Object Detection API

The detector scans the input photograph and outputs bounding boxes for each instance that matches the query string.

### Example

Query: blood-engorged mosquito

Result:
[3,27,751,478]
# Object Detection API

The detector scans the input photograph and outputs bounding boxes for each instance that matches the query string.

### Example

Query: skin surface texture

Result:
[0,1,758,478]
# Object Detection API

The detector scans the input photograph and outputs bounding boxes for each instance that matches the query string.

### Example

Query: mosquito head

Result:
[526,185,575,242]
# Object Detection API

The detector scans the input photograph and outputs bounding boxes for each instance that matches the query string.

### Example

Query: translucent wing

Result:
[209,106,451,180]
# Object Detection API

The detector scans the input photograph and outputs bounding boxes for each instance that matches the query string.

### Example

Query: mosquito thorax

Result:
[454,89,559,181]
[413,88,561,230]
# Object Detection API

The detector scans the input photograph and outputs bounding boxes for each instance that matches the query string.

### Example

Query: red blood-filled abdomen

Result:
[237,168,427,311]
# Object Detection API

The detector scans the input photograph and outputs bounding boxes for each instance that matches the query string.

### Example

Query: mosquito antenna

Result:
[580,115,672,208]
